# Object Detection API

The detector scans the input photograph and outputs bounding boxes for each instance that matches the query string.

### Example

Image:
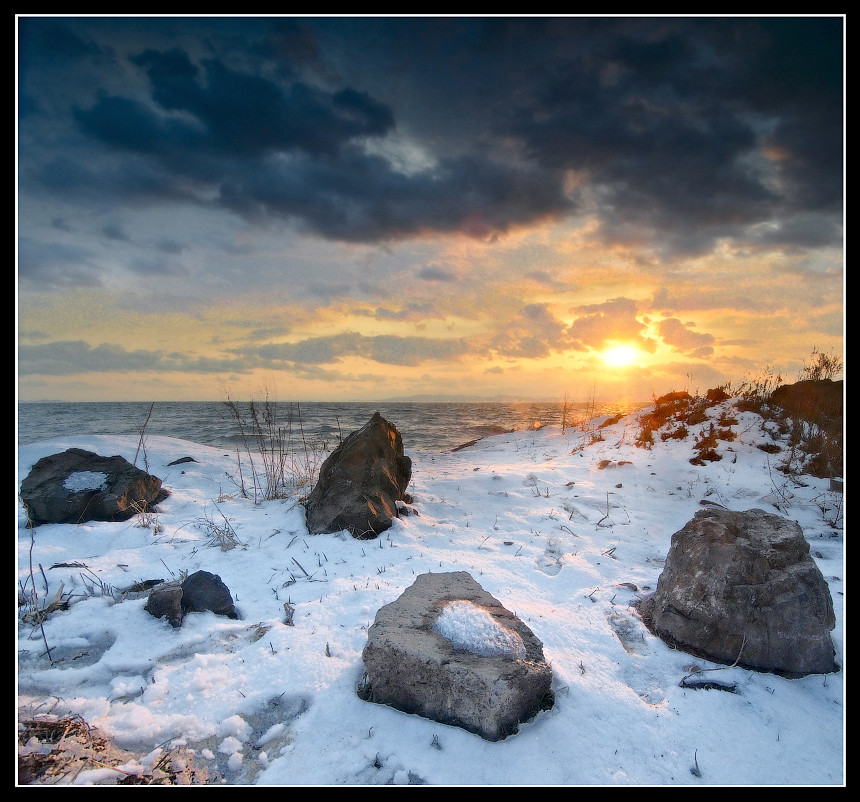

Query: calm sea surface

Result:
[17,400,647,454]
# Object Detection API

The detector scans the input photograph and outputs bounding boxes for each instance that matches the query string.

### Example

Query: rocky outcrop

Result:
[360,572,553,741]
[20,448,169,525]
[304,412,412,538]
[770,379,843,429]
[145,571,238,628]
[639,508,838,677]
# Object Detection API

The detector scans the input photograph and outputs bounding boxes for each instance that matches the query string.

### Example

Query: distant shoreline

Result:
[19,396,643,405]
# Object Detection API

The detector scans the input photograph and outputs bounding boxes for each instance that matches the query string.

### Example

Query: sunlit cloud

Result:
[237,330,470,368]
[489,303,571,359]
[657,317,716,356]
[567,297,655,353]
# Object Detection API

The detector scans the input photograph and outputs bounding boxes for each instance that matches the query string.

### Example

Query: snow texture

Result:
[17,399,845,786]
[433,600,526,658]
[62,471,107,492]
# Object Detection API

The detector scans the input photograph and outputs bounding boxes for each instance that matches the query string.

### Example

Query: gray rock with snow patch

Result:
[360,572,553,741]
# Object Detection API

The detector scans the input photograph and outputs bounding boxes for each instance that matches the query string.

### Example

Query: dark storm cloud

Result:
[17,18,104,118]
[49,28,570,241]
[18,17,101,63]
[33,153,199,207]
[18,16,842,253]
[216,147,569,241]
[123,48,395,157]
[505,17,843,254]
[18,237,104,289]
[748,214,843,250]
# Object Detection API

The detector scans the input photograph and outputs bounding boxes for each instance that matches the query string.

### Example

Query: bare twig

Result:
[134,402,155,469]
[690,749,702,777]
[291,557,310,577]
[680,635,747,687]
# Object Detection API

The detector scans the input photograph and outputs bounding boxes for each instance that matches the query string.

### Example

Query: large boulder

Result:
[360,572,553,741]
[20,448,169,525]
[639,508,838,677]
[304,412,412,538]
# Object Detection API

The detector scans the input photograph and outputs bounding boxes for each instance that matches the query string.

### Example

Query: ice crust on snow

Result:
[433,600,526,658]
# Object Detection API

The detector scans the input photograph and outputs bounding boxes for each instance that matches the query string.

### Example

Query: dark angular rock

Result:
[180,571,238,619]
[20,448,169,525]
[639,508,838,677]
[360,572,553,741]
[304,412,412,538]
[144,582,184,628]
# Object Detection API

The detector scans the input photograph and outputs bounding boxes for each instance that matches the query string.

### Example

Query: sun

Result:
[601,344,639,367]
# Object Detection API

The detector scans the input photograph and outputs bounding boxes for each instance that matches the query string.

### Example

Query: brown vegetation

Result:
[18,712,208,785]
[633,350,843,480]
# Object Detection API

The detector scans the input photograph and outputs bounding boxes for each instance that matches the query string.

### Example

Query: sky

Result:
[16,15,845,403]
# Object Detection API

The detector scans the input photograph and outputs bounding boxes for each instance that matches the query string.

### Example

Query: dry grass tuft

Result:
[223,394,328,503]
[18,710,208,785]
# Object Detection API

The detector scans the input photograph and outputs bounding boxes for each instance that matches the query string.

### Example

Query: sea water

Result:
[17,399,646,455]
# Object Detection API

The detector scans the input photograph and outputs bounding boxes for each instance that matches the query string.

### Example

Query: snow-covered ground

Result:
[17,399,844,785]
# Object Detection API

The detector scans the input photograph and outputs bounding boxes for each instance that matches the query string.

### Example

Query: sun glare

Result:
[601,344,639,367]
